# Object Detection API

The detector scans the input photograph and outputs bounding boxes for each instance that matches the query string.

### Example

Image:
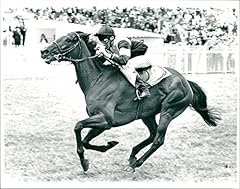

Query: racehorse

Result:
[40,31,221,173]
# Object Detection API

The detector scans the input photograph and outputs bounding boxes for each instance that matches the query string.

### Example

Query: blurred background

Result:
[1,0,239,74]
[2,0,238,45]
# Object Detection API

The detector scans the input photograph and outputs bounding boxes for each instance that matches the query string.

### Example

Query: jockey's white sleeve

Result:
[119,48,131,57]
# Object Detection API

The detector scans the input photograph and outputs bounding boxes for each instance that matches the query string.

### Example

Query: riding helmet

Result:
[95,25,115,36]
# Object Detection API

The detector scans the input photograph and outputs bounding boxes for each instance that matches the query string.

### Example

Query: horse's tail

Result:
[188,80,221,126]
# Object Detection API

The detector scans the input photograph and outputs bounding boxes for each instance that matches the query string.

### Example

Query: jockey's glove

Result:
[96,50,112,59]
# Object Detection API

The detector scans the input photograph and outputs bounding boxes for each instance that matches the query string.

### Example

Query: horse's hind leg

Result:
[125,90,191,172]
[127,115,157,166]
[83,128,119,152]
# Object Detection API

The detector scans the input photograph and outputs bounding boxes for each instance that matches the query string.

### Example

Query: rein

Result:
[51,32,118,85]
[52,32,97,63]
[52,32,119,67]
[63,54,98,63]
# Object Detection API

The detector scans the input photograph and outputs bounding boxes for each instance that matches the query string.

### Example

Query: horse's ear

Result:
[75,31,90,42]
[82,34,90,42]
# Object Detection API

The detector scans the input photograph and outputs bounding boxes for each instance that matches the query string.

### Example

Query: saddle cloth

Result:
[139,66,171,86]
[120,65,172,87]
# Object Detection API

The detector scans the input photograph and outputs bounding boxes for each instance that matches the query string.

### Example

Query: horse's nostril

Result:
[41,49,50,55]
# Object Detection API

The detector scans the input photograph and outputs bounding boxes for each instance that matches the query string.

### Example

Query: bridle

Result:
[52,32,97,63]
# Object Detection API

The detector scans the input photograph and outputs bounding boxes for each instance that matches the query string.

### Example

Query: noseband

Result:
[52,32,97,63]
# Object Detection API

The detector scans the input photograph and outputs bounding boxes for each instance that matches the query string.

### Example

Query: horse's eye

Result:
[73,37,78,41]
[66,38,71,42]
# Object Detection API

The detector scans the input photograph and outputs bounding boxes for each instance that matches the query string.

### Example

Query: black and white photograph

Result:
[1,0,239,188]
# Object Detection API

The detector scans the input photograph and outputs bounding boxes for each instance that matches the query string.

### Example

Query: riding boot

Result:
[136,75,151,99]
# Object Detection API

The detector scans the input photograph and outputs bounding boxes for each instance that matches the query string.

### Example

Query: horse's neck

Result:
[74,49,101,95]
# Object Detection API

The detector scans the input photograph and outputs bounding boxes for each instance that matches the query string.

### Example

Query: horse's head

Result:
[41,32,94,64]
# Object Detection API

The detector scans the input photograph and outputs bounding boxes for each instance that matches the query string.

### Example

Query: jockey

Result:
[94,25,151,99]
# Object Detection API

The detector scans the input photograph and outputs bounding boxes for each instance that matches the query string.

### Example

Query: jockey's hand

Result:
[96,52,104,58]
[96,50,112,59]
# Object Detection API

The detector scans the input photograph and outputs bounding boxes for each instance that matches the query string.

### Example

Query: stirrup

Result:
[134,89,141,101]
[134,89,150,101]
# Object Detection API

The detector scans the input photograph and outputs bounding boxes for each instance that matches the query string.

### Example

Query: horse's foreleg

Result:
[74,121,89,172]
[128,116,157,166]
[83,128,119,152]
[74,112,112,172]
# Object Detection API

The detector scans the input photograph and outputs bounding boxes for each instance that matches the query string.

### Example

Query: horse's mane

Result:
[75,31,97,56]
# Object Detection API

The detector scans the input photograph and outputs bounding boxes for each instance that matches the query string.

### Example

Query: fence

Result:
[2,41,238,77]
[149,45,238,74]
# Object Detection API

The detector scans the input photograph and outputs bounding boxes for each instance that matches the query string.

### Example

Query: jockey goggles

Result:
[98,35,111,43]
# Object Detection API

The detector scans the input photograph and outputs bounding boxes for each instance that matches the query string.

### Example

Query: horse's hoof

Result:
[128,157,137,165]
[123,166,135,173]
[108,141,119,147]
[81,159,89,172]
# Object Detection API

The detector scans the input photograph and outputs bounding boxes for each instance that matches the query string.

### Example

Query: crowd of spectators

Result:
[2,6,238,48]
[2,14,27,47]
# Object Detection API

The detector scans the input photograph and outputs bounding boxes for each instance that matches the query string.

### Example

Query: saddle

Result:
[136,65,171,87]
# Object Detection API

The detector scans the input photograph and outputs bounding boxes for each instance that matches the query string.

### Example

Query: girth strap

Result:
[135,100,143,120]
